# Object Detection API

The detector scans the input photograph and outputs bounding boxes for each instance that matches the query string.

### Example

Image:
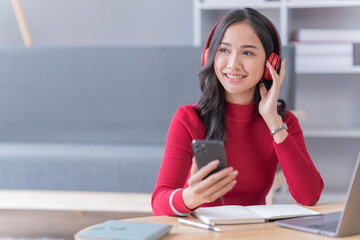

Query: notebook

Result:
[276,153,360,237]
[191,204,320,225]
[75,220,172,240]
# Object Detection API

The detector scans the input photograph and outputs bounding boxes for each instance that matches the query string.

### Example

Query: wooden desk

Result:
[75,202,360,240]
[0,190,152,239]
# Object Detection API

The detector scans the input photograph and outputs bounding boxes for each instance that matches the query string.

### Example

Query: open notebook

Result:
[192,204,320,225]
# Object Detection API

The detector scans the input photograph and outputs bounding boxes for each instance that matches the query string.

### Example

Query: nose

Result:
[227,52,242,70]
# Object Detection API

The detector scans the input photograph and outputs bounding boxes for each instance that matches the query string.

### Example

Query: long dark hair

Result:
[197,8,287,141]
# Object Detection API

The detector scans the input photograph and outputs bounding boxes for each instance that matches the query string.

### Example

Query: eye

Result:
[218,48,229,53]
[243,51,254,56]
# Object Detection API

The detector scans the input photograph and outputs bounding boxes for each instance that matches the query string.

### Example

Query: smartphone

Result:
[191,139,228,177]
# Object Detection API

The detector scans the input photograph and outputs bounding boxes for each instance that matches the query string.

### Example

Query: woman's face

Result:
[214,21,266,105]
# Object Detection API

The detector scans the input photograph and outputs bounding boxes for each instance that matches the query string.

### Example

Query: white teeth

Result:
[226,74,245,79]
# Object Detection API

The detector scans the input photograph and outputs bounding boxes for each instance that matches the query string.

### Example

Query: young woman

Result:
[152,8,324,216]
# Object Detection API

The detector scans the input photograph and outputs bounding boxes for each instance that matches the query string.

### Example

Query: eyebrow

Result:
[219,42,259,49]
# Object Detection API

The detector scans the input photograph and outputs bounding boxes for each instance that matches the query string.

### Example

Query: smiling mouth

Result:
[225,73,246,80]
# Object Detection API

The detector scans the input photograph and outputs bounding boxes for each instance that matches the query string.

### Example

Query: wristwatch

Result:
[269,122,288,136]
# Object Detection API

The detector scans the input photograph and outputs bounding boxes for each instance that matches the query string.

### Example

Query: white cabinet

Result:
[193,0,360,46]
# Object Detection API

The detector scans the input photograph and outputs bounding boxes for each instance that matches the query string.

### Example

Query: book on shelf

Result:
[296,55,353,66]
[191,204,320,226]
[293,42,353,55]
[295,29,360,42]
[288,0,338,1]
[355,43,360,65]
[202,0,264,3]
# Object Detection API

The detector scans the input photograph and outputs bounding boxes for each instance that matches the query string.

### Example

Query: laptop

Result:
[276,153,360,237]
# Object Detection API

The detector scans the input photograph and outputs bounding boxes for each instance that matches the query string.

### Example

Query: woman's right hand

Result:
[182,157,238,210]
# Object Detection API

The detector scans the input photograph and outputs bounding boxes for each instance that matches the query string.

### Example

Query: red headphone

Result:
[201,16,281,81]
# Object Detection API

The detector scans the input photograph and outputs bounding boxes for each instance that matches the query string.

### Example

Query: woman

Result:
[152,8,324,216]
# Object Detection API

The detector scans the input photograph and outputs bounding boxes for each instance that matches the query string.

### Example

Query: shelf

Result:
[287,1,360,9]
[193,0,360,45]
[296,66,360,74]
[199,1,282,10]
[199,0,360,10]
[303,128,360,138]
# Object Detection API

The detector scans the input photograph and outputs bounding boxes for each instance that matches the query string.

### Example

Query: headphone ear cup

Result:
[202,48,209,66]
[263,52,280,80]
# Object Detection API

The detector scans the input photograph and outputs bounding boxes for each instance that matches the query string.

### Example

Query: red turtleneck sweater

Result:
[152,101,324,216]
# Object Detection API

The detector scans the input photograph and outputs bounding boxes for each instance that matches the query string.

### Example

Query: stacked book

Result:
[292,29,360,72]
[288,0,339,2]
[202,0,264,3]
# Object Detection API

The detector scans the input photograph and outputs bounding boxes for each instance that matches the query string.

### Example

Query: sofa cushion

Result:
[0,143,164,192]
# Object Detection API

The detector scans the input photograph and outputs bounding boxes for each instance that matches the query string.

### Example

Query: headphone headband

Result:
[204,17,224,52]
[202,17,224,66]
[265,18,281,62]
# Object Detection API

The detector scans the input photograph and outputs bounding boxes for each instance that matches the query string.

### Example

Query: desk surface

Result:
[0,190,152,212]
[75,202,360,240]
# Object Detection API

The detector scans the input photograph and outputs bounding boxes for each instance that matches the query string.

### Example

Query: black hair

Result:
[197,8,287,141]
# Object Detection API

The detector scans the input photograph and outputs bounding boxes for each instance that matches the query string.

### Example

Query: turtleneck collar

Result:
[226,100,258,122]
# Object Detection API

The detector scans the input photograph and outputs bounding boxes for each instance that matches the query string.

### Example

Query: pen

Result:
[178,218,221,232]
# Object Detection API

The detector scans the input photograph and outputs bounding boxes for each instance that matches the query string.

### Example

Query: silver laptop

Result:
[276,153,360,237]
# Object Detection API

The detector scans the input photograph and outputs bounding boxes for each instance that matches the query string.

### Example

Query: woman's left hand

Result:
[259,58,286,125]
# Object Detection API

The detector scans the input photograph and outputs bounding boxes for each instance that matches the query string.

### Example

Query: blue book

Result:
[75,220,172,240]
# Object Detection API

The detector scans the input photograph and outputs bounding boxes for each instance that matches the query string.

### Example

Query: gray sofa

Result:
[0,46,295,193]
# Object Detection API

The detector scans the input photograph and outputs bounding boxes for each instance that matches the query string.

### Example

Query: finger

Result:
[190,156,198,176]
[265,61,274,73]
[273,59,286,86]
[267,64,282,94]
[266,61,279,88]
[188,159,220,185]
[195,166,235,194]
[191,167,236,201]
[279,58,286,85]
[209,180,237,202]
[187,157,200,186]
[204,169,238,196]
[201,170,238,203]
[269,64,278,82]
[259,83,267,100]
[190,166,232,191]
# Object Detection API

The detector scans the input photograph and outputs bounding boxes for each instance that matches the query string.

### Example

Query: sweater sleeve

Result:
[274,112,324,206]
[151,106,204,216]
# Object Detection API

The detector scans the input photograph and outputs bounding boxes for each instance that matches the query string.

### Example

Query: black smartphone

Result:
[191,139,228,177]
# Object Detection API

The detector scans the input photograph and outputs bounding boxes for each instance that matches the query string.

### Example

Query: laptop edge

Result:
[276,153,360,237]
[336,153,360,237]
